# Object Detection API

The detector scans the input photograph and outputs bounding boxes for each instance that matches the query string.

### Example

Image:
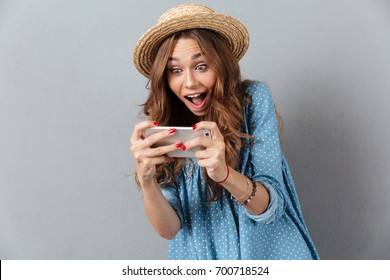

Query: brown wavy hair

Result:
[141,29,280,203]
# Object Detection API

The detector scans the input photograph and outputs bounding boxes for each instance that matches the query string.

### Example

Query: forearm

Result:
[220,167,270,215]
[140,179,181,240]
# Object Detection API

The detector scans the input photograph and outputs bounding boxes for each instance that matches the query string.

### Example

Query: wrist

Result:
[216,164,230,184]
[137,174,159,189]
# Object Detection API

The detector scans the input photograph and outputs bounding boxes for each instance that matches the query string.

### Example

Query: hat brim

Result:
[133,13,249,78]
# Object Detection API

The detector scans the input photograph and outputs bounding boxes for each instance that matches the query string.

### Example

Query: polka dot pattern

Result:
[161,81,319,260]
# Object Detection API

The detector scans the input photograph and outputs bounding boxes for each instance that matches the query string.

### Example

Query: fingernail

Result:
[169,128,176,134]
[192,124,197,130]
[182,145,187,151]
[153,121,159,126]
[175,143,182,148]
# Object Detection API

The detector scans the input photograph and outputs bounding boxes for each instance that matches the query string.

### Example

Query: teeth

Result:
[187,93,202,98]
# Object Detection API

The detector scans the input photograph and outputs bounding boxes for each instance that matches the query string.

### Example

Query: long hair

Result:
[141,29,279,202]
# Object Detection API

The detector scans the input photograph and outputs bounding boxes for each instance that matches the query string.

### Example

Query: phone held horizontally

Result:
[143,126,212,158]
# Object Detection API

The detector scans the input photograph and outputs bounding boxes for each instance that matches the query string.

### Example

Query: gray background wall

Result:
[1,0,389,260]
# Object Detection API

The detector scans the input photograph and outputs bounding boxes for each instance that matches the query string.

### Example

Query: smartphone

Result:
[143,126,212,158]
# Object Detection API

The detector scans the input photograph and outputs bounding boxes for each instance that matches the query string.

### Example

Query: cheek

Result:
[167,77,182,97]
[202,69,217,86]
[204,75,217,89]
[167,76,177,91]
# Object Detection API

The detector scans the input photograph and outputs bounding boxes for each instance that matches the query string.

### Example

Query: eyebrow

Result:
[168,53,202,62]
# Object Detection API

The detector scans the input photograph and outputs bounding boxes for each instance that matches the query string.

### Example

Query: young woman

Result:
[130,4,319,260]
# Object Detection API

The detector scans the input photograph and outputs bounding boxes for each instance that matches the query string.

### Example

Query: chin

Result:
[190,110,206,117]
[194,112,206,117]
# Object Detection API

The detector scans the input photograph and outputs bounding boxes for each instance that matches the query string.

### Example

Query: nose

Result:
[185,71,197,89]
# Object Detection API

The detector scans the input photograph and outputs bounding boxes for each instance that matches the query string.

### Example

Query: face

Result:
[166,38,217,117]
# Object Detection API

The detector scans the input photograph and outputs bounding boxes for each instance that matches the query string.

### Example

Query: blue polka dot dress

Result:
[161,81,320,260]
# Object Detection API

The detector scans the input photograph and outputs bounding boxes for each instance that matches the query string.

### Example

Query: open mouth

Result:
[185,92,207,106]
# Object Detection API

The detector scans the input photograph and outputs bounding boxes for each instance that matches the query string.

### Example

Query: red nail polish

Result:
[153,121,159,126]
[169,128,176,134]
[192,124,197,130]
[176,143,182,148]
[182,145,187,151]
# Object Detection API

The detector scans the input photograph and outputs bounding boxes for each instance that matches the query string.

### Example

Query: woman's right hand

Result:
[130,121,182,238]
[130,121,179,186]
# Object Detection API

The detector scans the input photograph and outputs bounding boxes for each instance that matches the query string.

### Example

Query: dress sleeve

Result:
[244,82,286,224]
[160,184,184,228]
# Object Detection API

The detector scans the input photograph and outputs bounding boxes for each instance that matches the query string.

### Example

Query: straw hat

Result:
[133,3,250,78]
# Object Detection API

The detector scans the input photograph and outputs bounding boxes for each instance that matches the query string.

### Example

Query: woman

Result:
[131,3,319,260]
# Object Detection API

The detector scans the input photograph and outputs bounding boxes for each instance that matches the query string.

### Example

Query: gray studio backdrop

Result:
[1,0,389,260]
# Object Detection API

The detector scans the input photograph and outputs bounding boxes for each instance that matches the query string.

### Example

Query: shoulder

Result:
[244,80,275,110]
[244,80,270,94]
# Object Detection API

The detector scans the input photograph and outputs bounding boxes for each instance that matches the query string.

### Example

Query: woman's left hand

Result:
[184,121,228,182]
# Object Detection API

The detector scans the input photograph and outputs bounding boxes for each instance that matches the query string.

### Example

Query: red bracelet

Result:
[216,164,230,184]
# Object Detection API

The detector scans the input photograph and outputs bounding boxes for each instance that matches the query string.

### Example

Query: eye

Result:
[195,64,207,71]
[168,68,182,75]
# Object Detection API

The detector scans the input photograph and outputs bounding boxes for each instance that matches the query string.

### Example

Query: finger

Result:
[197,158,220,170]
[184,136,224,154]
[132,144,174,164]
[183,136,212,152]
[196,148,225,165]
[142,142,183,158]
[137,155,174,167]
[193,121,224,141]
[194,149,213,160]
[142,127,178,148]
[130,120,159,145]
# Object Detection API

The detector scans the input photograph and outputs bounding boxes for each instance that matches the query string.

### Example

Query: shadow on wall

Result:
[281,77,390,260]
